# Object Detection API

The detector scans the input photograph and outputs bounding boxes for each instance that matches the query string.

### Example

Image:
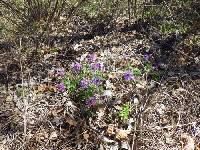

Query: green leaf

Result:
[133,68,142,76]
[119,103,131,120]
[144,63,152,72]
[63,78,77,93]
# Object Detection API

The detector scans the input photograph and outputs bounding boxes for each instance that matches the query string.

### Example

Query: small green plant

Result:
[124,64,142,80]
[119,103,131,120]
[82,0,101,17]
[159,21,188,35]
[143,7,159,19]
[133,68,142,76]
[82,0,114,18]
[63,77,77,93]
[56,54,106,106]
[51,47,60,52]
[144,62,153,73]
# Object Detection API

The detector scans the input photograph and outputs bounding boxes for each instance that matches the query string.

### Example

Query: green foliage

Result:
[77,85,96,100]
[50,47,60,52]
[63,78,77,93]
[81,0,115,17]
[144,62,152,73]
[184,35,200,48]
[159,21,188,35]
[0,0,71,38]
[0,0,198,40]
[133,68,142,76]
[143,7,159,19]
[149,70,164,81]
[82,0,101,17]
[125,63,142,76]
[142,0,197,36]
[16,86,28,97]
[143,4,171,21]
[119,103,131,120]
[57,57,106,105]
[0,20,6,36]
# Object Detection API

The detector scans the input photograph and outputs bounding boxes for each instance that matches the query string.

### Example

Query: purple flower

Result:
[86,96,96,106]
[87,54,97,62]
[90,62,104,71]
[91,77,101,85]
[71,62,82,72]
[56,83,65,92]
[144,53,151,61]
[56,68,65,77]
[80,78,89,89]
[124,70,134,81]
[152,64,158,70]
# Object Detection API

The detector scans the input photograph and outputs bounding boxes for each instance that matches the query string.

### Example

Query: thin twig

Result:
[19,37,27,142]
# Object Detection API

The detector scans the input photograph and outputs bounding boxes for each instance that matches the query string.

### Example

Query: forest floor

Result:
[0,16,200,150]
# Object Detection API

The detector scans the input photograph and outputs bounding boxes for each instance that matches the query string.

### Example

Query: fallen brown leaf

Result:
[181,134,195,150]
[65,117,77,126]
[50,131,58,140]
[107,124,115,136]
[83,131,90,141]
[116,129,128,140]
[195,143,200,150]
[114,105,122,111]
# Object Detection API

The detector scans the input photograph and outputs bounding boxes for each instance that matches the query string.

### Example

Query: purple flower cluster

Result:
[56,83,65,92]
[86,96,97,106]
[144,53,152,61]
[90,62,104,71]
[152,64,158,70]
[56,68,65,77]
[87,54,97,63]
[124,70,134,81]
[71,62,82,72]
[79,78,89,89]
[79,77,101,90]
[91,77,101,85]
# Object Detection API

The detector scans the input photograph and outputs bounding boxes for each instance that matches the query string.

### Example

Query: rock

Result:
[116,129,128,140]
[121,141,131,150]
[50,131,58,140]
[103,90,113,97]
